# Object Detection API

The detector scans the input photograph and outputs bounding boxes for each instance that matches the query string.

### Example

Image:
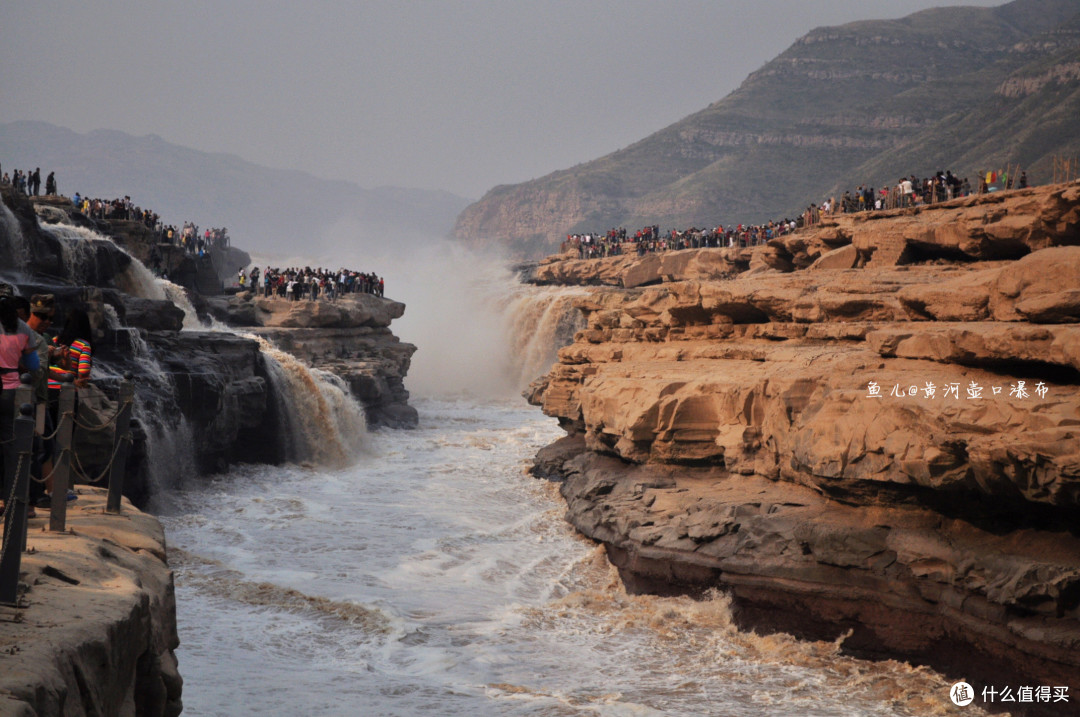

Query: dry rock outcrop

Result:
[528,181,1080,712]
[0,489,181,717]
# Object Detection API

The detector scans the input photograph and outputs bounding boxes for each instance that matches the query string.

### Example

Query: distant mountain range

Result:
[454,0,1080,257]
[0,121,472,255]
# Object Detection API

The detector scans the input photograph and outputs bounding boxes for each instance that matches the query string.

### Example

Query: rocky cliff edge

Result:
[0,489,181,717]
[527,181,1080,710]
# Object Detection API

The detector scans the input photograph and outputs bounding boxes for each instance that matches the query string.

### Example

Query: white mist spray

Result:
[260,219,586,400]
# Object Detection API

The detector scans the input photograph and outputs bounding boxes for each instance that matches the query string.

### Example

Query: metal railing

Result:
[0,374,135,607]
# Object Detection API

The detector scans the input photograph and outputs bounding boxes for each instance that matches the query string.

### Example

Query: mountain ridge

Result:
[0,120,472,255]
[454,0,1080,257]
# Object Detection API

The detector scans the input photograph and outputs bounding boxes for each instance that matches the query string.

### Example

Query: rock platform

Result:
[0,489,180,717]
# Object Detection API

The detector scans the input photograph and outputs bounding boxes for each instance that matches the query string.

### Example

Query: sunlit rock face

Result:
[527,181,1080,692]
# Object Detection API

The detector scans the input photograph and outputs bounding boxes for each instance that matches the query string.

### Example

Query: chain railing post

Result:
[105,379,134,515]
[1,404,36,606]
[14,372,33,414]
[49,381,77,532]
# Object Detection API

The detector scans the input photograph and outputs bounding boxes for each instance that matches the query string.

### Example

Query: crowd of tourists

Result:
[69,192,161,226]
[1,162,229,262]
[567,167,1034,259]
[239,266,384,301]
[160,223,230,256]
[565,219,799,258]
[1,165,56,196]
[67,193,228,257]
[0,287,91,518]
[799,169,1028,227]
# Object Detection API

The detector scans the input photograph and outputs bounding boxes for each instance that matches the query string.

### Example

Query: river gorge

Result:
[1,180,1079,716]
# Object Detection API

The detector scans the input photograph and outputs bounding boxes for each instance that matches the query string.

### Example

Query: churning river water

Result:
[160,396,975,717]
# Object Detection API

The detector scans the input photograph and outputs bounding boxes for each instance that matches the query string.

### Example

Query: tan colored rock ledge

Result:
[0,488,181,717]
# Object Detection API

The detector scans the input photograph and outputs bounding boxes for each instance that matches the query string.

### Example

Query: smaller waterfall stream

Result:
[26,219,373,499]
[502,286,588,389]
[253,336,369,466]
[0,201,31,276]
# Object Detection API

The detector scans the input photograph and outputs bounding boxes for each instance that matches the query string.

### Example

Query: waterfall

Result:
[27,217,370,497]
[385,245,588,398]
[38,223,118,286]
[159,279,202,330]
[0,201,31,278]
[501,286,588,388]
[252,336,368,466]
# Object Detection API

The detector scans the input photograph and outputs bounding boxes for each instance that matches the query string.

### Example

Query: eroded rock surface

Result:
[528,181,1080,704]
[207,292,418,428]
[0,489,181,717]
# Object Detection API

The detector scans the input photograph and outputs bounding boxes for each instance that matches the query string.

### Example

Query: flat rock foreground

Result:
[527,182,1080,713]
[0,489,179,717]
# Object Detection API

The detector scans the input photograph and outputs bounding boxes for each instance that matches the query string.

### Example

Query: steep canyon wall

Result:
[527,181,1080,712]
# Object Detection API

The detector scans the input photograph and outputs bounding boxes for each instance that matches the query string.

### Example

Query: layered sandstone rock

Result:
[0,489,181,717]
[206,292,418,428]
[779,182,1080,269]
[528,181,1080,707]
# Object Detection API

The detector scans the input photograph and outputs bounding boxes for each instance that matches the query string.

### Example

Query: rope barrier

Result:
[70,434,131,486]
[38,411,74,442]
[29,448,69,485]
[70,400,131,433]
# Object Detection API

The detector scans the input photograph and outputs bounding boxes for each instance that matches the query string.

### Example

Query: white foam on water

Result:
[163,397,980,717]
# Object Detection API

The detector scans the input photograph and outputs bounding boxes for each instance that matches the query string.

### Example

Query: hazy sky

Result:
[2,1,1004,199]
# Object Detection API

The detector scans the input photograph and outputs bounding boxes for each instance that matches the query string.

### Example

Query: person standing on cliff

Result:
[31,168,41,196]
[45,172,56,196]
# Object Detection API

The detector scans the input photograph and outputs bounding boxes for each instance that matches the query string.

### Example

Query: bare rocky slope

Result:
[455,0,1080,256]
[527,181,1080,715]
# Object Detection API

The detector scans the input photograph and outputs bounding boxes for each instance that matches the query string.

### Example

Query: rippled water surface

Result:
[162,397,970,716]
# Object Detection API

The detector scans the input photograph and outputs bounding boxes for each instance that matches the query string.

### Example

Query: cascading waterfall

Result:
[252,336,368,466]
[30,218,371,497]
[39,223,118,286]
[0,201,31,277]
[389,246,589,398]
[501,286,588,388]
[101,293,200,497]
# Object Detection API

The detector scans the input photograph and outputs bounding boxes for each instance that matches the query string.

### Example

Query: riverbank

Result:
[0,488,180,717]
[527,181,1080,716]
